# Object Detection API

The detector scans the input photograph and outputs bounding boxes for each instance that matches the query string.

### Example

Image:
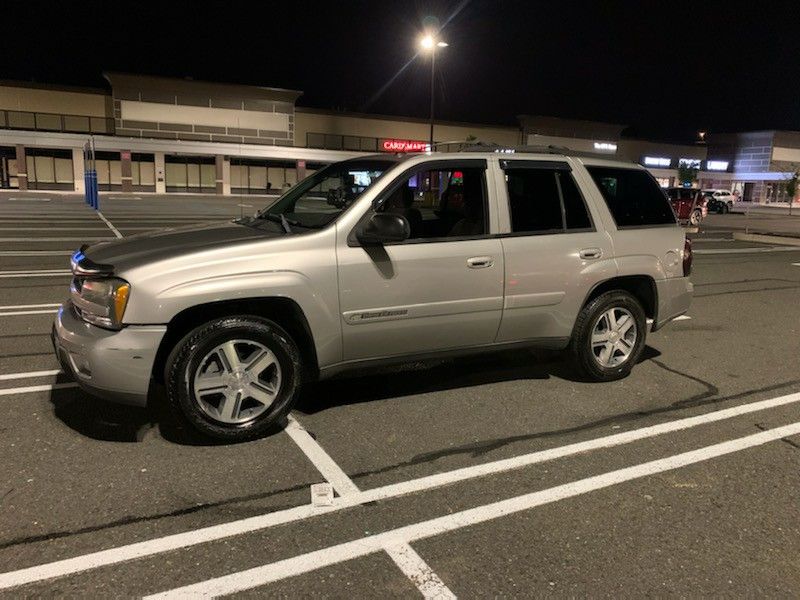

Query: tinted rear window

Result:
[587,167,676,227]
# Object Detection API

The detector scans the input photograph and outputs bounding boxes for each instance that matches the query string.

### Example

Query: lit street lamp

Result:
[419,34,448,149]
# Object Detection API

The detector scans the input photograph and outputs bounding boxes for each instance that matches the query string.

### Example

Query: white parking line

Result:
[0,309,58,316]
[0,383,77,397]
[0,227,110,231]
[146,421,800,598]
[0,303,61,310]
[0,270,70,278]
[0,251,72,256]
[0,369,61,381]
[5,198,50,202]
[694,246,800,254]
[284,415,453,598]
[0,238,113,242]
[96,211,123,239]
[2,390,799,590]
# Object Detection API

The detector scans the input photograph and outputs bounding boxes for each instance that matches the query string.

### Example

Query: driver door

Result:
[336,159,504,362]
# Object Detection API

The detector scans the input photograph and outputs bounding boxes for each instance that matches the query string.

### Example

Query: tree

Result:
[786,170,799,215]
[677,160,699,187]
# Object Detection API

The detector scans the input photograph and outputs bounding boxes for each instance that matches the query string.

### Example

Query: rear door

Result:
[494,159,616,343]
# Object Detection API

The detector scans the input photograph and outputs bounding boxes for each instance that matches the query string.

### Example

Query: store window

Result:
[131,153,156,190]
[230,158,297,194]
[165,155,216,193]
[25,148,73,190]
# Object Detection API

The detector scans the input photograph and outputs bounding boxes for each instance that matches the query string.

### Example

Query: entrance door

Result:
[0,157,6,188]
[743,182,755,202]
[336,160,504,362]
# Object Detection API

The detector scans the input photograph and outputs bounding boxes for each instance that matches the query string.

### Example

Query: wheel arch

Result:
[152,297,319,384]
[581,275,657,321]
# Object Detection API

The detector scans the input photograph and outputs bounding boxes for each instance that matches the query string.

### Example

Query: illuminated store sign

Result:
[679,158,701,169]
[380,139,430,152]
[593,142,617,152]
[643,156,671,167]
[706,160,729,171]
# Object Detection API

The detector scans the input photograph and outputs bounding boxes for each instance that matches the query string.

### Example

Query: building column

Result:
[154,152,166,194]
[120,150,133,193]
[215,155,224,195]
[296,159,306,183]
[15,145,27,190]
[72,148,85,194]
[222,159,231,195]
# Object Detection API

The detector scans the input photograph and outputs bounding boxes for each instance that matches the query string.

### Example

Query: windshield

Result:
[257,159,396,229]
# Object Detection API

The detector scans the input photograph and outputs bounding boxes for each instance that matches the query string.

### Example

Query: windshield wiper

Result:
[262,213,301,233]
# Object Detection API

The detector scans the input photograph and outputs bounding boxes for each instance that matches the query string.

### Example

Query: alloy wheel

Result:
[591,307,637,368]
[192,339,282,425]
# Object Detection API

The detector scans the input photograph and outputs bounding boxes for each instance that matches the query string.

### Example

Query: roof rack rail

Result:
[460,142,624,159]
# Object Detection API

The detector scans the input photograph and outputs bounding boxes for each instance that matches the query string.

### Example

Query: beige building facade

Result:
[0,75,797,202]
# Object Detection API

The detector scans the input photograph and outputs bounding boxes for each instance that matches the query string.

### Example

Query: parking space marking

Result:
[0,270,70,278]
[0,383,77,397]
[145,421,800,598]
[0,227,111,231]
[96,211,123,239]
[694,246,800,254]
[2,390,799,591]
[284,416,360,496]
[0,237,114,242]
[0,309,58,316]
[0,251,72,256]
[285,414,453,598]
[0,303,61,310]
[0,369,61,381]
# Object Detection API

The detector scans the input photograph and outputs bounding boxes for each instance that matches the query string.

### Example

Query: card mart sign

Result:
[379,138,430,152]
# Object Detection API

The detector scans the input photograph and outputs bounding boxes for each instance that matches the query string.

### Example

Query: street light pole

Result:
[420,35,447,151]
[429,47,435,149]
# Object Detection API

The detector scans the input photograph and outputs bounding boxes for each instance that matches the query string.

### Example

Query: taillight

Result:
[683,237,693,276]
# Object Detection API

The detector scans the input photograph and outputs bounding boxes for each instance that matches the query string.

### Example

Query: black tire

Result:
[165,316,303,442]
[722,203,730,214]
[569,291,647,382]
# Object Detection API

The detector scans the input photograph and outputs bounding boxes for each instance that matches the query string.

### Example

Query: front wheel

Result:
[166,316,303,442]
[569,291,647,382]
[689,209,702,226]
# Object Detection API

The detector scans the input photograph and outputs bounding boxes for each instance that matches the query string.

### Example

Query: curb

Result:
[733,232,800,247]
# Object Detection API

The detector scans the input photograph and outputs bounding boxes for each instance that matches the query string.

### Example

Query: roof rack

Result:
[459,141,623,159]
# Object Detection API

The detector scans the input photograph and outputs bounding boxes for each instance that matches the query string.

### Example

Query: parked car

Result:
[703,189,735,213]
[665,187,707,225]
[54,150,693,441]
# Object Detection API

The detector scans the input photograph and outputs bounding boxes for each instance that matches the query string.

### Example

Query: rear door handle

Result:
[467,256,494,269]
[579,248,602,260]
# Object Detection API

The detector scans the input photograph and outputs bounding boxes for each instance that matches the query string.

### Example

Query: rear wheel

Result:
[569,291,647,382]
[689,209,702,225]
[166,316,302,442]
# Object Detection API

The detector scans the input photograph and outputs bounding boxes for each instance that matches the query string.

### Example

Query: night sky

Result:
[5,0,800,141]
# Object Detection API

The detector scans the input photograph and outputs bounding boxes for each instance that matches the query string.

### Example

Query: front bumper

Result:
[52,301,167,407]
[652,276,693,332]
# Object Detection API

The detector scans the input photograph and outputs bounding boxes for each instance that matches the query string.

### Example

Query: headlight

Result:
[71,277,131,330]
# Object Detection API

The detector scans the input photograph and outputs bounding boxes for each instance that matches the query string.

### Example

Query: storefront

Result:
[24,148,73,190]
[229,158,299,195]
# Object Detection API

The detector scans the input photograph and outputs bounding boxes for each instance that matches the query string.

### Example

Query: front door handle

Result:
[467,256,494,269]
[579,248,603,260]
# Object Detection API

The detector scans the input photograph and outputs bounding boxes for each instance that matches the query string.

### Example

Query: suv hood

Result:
[81,220,283,272]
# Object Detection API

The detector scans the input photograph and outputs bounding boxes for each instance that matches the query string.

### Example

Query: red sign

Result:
[380,139,429,153]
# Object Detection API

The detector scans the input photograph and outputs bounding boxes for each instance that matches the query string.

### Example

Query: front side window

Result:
[258,159,394,229]
[587,166,676,227]
[377,165,488,240]
[504,167,592,233]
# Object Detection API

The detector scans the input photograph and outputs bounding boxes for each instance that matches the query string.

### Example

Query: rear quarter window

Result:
[587,167,676,227]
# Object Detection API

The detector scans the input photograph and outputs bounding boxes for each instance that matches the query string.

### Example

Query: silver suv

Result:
[53,150,693,441]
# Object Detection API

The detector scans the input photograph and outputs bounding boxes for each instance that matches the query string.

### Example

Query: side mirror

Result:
[356,213,410,245]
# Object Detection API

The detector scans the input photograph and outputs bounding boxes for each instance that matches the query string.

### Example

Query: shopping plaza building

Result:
[0,73,798,202]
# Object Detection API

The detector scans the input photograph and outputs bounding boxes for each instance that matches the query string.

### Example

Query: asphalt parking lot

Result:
[1,192,800,598]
